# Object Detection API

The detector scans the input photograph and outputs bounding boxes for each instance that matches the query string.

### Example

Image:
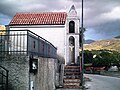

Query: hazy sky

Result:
[0,0,120,40]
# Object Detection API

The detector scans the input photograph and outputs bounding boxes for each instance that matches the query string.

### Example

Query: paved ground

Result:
[84,74,120,90]
[57,89,82,90]
[56,74,120,90]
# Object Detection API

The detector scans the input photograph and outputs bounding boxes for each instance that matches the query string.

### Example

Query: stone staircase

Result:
[63,65,81,89]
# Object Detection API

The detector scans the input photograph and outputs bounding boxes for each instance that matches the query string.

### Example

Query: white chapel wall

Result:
[9,26,65,59]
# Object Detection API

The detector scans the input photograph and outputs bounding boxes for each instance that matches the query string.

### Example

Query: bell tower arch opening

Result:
[69,36,75,64]
[69,21,75,33]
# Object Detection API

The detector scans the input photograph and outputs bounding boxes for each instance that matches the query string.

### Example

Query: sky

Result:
[0,0,120,40]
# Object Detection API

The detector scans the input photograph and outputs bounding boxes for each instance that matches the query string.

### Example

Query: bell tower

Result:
[65,5,80,65]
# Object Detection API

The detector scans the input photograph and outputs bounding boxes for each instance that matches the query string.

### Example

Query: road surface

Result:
[85,74,120,90]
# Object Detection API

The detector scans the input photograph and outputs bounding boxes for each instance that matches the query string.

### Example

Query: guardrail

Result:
[0,30,57,58]
[0,65,8,90]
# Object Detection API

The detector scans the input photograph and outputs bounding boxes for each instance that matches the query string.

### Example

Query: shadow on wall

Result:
[57,55,65,64]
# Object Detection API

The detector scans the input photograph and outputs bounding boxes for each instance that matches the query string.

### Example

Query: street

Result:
[85,74,120,90]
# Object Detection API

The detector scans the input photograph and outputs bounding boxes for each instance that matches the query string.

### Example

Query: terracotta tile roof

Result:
[9,12,67,25]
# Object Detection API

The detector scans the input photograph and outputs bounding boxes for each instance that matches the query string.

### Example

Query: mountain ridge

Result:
[84,39,95,44]
[84,38,120,52]
[114,35,120,38]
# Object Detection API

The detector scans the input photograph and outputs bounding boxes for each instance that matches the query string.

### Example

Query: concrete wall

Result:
[31,57,64,90]
[31,57,56,90]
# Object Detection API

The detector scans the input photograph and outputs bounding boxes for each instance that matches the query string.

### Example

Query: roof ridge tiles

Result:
[9,12,67,25]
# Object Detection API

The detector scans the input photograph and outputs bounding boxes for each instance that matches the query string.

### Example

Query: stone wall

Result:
[0,54,29,90]
[0,55,62,90]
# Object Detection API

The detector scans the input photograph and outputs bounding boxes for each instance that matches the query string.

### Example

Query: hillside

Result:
[84,38,120,52]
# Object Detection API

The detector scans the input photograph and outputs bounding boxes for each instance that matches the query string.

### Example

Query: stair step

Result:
[64,78,81,83]
[64,69,80,72]
[64,66,80,69]
[64,85,81,89]
[63,65,81,89]
[64,82,80,86]
[64,72,80,75]
[64,75,80,79]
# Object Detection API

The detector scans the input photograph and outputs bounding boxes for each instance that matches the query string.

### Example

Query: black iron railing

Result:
[0,30,57,58]
[0,65,8,90]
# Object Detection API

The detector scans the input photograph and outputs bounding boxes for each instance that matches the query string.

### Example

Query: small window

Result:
[33,41,35,49]
[29,58,38,74]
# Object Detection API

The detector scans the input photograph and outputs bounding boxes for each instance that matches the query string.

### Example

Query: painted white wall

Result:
[9,25,65,59]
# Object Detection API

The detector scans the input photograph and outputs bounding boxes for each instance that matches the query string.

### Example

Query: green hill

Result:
[84,38,120,52]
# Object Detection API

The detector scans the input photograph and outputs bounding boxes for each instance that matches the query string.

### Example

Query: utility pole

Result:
[80,0,84,87]
[81,0,84,28]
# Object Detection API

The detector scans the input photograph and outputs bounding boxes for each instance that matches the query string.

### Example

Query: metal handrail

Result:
[0,66,9,72]
[0,30,57,59]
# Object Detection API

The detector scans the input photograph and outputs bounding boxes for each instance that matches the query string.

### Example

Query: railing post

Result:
[2,71,4,90]
[0,66,9,90]
[6,70,9,90]
[27,30,29,55]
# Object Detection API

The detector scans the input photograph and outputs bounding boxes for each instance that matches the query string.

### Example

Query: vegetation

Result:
[84,50,120,70]
[84,38,120,71]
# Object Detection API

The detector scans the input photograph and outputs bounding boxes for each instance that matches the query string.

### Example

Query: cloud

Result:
[82,0,120,39]
[0,13,11,25]
[102,6,120,20]
[84,0,120,26]
[0,0,120,40]
[94,20,120,36]
[0,0,66,17]
[0,0,67,25]
[0,1,17,17]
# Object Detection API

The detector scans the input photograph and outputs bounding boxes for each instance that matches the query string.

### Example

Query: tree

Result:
[84,50,93,64]
[84,50,120,70]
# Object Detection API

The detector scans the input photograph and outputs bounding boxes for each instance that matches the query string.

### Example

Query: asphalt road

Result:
[85,74,120,90]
